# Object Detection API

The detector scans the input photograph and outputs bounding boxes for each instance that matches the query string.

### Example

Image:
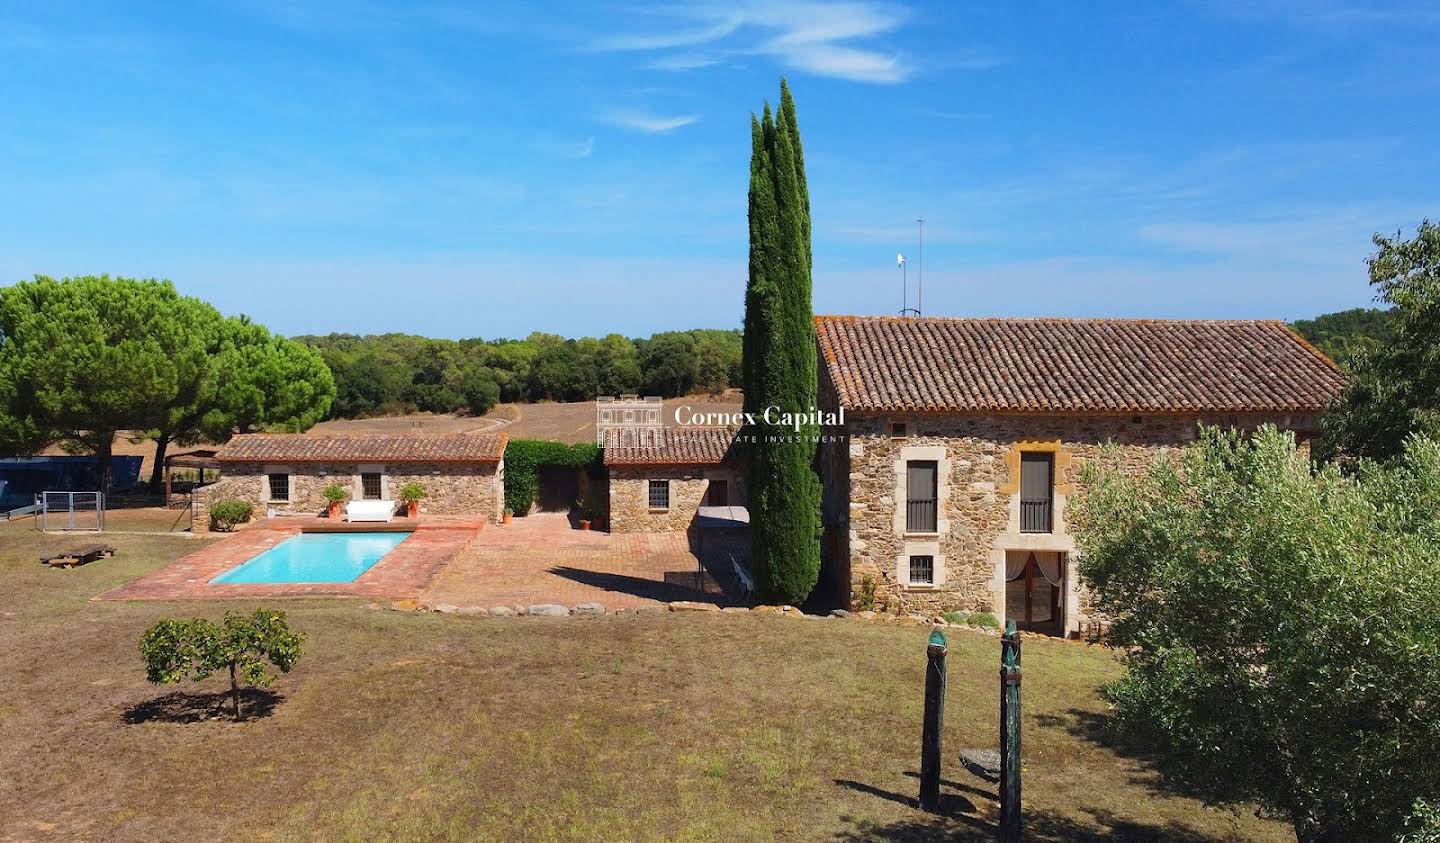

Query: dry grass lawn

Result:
[0,523,1289,842]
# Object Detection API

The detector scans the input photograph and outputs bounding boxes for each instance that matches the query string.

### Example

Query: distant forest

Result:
[1289,307,1396,368]
[296,308,1391,421]
[297,330,741,419]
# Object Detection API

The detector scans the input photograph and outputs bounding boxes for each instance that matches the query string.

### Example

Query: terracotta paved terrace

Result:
[98,512,730,609]
[421,512,729,610]
[97,517,482,601]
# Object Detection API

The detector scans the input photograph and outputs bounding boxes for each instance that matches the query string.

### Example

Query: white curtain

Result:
[1036,554,1063,587]
[1005,553,1029,581]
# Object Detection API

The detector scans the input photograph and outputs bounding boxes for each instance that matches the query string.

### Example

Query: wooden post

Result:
[1000,619,1022,840]
[919,627,947,812]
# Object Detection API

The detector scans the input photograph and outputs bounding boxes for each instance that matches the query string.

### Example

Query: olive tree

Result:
[139,609,304,720]
[1071,426,1440,842]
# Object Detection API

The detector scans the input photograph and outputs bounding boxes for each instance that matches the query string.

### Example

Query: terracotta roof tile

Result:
[815,315,1345,414]
[216,432,507,464]
[604,428,740,466]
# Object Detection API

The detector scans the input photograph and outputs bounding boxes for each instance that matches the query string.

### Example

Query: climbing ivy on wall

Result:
[503,439,602,516]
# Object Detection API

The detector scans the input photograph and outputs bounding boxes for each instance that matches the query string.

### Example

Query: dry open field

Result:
[313,392,745,445]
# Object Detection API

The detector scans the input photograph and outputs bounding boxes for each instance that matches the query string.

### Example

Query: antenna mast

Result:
[916,218,925,317]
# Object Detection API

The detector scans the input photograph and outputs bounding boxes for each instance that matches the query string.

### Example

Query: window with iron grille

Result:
[890,422,909,438]
[908,555,935,586]
[1020,452,1054,533]
[647,479,670,509]
[267,473,290,502]
[906,460,938,532]
[361,472,383,500]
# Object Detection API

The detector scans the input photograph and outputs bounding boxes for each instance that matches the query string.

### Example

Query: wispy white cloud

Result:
[535,135,595,159]
[590,11,744,51]
[597,109,700,134]
[647,52,723,71]
[588,1,934,84]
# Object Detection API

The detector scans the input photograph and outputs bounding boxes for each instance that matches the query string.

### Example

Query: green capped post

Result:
[919,626,947,812]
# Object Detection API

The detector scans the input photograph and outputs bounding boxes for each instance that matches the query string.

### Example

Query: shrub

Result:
[941,610,999,629]
[322,484,349,504]
[399,482,426,502]
[139,609,304,720]
[1073,426,1440,840]
[855,575,878,612]
[209,499,253,531]
[503,439,602,517]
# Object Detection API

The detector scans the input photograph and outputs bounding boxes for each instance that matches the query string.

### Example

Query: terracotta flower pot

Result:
[579,520,591,531]
[328,502,342,519]
[407,500,419,518]
[502,513,512,524]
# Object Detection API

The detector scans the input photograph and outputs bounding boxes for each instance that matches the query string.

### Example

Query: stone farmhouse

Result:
[194,432,506,531]
[813,315,1347,635]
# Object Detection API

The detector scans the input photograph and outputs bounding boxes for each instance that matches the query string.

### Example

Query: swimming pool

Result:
[211,532,411,584]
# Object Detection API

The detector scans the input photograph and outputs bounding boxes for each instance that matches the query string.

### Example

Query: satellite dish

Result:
[897,252,906,267]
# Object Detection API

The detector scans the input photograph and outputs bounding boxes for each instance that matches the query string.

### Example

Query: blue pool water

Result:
[211,532,411,584]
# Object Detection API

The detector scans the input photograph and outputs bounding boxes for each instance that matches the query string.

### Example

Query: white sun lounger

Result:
[345,500,395,523]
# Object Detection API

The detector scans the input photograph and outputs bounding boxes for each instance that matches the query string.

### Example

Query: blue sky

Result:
[2,1,1437,338]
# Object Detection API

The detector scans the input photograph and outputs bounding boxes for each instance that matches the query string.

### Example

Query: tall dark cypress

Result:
[743,81,821,605]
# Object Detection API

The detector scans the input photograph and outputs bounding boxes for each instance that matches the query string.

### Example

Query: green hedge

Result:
[503,439,602,516]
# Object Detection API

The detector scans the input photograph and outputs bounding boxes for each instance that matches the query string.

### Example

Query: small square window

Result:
[890,422,909,438]
[267,473,290,502]
[361,473,383,500]
[647,479,670,510]
[909,555,935,586]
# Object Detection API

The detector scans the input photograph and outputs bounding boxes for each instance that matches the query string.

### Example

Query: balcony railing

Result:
[1021,499,1053,533]
[906,498,937,533]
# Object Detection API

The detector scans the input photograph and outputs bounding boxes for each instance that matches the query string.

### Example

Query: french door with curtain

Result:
[1005,551,1064,631]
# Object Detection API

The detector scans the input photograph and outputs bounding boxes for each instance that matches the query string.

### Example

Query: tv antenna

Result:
[898,218,926,317]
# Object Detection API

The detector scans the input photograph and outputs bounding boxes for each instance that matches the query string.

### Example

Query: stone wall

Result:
[833,409,1320,631]
[194,460,503,532]
[608,465,744,532]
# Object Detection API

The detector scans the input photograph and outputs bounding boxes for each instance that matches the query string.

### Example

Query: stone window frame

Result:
[896,539,945,589]
[893,444,949,538]
[354,464,388,501]
[261,465,293,503]
[998,439,1075,535]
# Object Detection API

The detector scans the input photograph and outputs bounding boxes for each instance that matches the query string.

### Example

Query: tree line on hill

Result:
[295,329,741,419]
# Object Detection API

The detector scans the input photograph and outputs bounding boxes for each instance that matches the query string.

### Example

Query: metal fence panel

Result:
[40,491,104,531]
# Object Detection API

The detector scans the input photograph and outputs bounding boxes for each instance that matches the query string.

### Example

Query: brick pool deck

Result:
[97,517,482,601]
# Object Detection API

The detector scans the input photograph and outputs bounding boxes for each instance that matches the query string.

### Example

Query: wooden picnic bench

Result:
[40,544,116,569]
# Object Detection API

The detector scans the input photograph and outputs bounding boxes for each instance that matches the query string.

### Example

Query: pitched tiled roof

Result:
[604,428,740,466]
[814,315,1345,414]
[216,432,507,464]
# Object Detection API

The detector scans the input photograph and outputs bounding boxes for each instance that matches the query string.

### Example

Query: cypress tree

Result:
[743,82,822,605]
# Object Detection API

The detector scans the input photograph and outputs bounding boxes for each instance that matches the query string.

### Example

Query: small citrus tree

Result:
[139,609,304,720]
[1071,425,1440,842]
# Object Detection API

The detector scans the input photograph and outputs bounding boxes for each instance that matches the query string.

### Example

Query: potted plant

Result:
[502,507,513,525]
[576,495,591,531]
[322,484,349,519]
[400,482,426,517]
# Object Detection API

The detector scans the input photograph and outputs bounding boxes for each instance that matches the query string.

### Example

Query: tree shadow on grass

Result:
[835,768,1254,843]
[831,807,1253,842]
[122,688,283,724]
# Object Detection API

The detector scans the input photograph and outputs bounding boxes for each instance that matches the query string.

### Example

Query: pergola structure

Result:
[163,449,220,507]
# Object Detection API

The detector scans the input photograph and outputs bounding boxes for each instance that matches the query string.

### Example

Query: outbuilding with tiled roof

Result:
[195,432,507,530]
